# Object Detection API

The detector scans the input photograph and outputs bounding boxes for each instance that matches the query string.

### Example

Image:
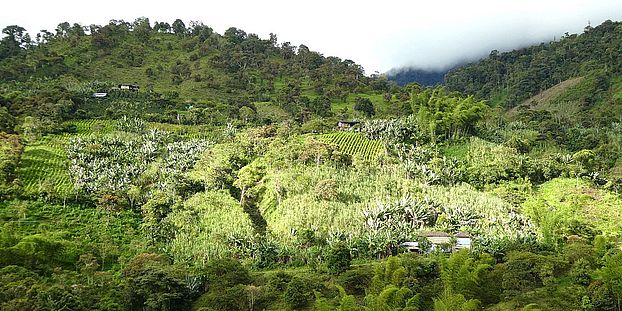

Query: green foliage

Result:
[326,242,352,274]
[166,191,254,265]
[188,142,251,191]
[498,251,567,298]
[354,96,375,117]
[433,290,479,311]
[337,266,374,296]
[204,258,251,288]
[361,115,428,145]
[0,133,22,197]
[522,178,622,244]
[594,252,622,310]
[283,276,314,309]
[411,88,488,139]
[440,250,491,298]
[123,253,191,311]
[0,107,15,133]
[116,115,147,133]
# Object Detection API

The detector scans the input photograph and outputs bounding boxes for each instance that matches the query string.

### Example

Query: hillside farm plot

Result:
[319,131,384,160]
[17,119,215,198]
[67,119,116,136]
[18,120,118,197]
[18,136,74,197]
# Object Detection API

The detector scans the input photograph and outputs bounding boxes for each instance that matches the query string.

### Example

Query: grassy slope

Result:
[508,77,584,116]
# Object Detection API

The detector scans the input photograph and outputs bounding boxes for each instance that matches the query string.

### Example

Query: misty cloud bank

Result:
[381,1,622,72]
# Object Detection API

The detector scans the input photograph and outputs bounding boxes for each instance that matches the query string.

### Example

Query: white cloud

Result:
[1,0,621,73]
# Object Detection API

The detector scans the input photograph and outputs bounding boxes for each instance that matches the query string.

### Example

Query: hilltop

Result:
[0,18,407,127]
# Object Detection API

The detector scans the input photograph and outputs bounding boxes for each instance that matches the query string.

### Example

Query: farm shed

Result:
[337,120,360,130]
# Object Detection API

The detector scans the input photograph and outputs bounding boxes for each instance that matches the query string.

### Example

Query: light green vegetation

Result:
[259,161,533,249]
[167,191,255,266]
[523,178,622,242]
[18,136,73,197]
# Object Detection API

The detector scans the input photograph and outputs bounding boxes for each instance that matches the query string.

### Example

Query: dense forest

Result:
[445,20,622,115]
[1,17,622,310]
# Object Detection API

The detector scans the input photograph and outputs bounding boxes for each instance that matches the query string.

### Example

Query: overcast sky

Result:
[2,0,622,73]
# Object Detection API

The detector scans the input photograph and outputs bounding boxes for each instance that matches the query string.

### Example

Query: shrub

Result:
[326,243,352,274]
[314,179,339,201]
[193,284,249,311]
[354,97,375,117]
[337,267,374,296]
[284,277,314,309]
[204,258,251,289]
[122,253,190,311]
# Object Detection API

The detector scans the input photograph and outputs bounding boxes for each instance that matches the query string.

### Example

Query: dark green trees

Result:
[123,253,190,311]
[354,97,375,117]
[326,243,352,274]
[0,25,30,59]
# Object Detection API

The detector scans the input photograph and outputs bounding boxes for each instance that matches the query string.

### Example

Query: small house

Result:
[118,84,139,91]
[337,120,360,130]
[423,231,452,245]
[455,232,472,250]
[92,92,108,98]
[423,232,453,253]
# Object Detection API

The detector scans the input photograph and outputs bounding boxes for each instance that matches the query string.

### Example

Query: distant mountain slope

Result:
[445,20,622,113]
[386,68,448,86]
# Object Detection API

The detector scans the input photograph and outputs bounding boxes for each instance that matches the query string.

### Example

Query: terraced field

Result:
[19,135,74,197]
[319,131,384,160]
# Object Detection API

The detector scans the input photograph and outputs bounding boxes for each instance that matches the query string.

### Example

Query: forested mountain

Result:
[445,20,622,120]
[1,18,622,311]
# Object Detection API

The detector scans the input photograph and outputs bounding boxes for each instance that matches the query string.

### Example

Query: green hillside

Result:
[0,19,401,126]
[1,18,622,311]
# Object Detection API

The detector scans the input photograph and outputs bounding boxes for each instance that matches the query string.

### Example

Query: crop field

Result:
[66,119,116,136]
[17,119,215,198]
[319,131,384,160]
[148,122,217,140]
[18,120,117,197]
[18,136,74,197]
